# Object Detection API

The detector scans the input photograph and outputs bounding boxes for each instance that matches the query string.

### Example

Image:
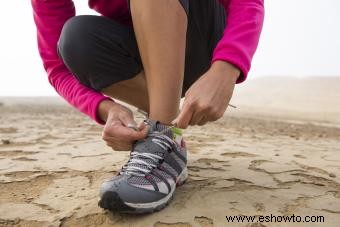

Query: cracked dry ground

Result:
[0,104,340,227]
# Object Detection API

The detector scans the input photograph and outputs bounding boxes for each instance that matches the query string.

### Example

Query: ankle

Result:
[147,116,175,126]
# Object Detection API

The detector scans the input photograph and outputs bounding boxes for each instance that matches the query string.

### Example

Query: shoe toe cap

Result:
[99,175,125,198]
[99,176,166,204]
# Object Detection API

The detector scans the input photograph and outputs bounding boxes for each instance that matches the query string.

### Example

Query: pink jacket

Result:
[31,0,264,124]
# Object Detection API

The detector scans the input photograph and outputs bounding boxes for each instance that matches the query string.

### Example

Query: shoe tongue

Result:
[132,120,173,156]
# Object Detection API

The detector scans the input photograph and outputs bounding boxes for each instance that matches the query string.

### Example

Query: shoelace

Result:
[120,132,178,177]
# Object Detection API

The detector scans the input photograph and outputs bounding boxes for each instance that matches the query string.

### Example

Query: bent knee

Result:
[58,16,96,67]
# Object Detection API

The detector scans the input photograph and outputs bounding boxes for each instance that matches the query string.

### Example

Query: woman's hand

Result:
[173,61,240,128]
[98,100,148,151]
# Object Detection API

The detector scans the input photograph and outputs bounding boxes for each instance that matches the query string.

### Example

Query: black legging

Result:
[57,0,226,96]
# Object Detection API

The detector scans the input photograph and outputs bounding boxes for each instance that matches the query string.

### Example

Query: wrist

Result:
[211,61,240,83]
[97,99,116,122]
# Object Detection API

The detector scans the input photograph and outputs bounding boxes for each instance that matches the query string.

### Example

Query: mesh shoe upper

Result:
[123,120,187,194]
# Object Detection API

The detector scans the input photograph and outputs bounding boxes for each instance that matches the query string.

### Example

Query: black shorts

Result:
[58,0,226,96]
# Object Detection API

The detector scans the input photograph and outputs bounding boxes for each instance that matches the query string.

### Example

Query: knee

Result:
[57,16,95,69]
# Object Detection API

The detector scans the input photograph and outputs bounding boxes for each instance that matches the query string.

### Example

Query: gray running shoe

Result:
[98,120,188,214]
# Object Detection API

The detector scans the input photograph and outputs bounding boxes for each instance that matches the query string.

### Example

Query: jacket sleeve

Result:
[31,0,112,124]
[213,0,264,83]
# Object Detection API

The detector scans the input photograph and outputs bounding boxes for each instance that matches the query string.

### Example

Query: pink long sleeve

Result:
[214,0,264,83]
[31,0,111,124]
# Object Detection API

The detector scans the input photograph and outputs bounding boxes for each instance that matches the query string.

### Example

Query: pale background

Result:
[0,0,339,96]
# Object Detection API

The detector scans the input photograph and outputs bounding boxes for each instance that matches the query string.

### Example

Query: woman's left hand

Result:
[173,61,240,128]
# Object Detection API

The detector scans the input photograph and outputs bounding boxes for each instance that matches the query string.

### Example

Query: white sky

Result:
[0,0,339,96]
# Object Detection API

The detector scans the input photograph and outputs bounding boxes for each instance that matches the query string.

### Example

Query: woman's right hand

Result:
[99,100,149,151]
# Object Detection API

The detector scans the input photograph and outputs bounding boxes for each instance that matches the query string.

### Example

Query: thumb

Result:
[138,123,149,137]
[172,102,193,129]
[128,124,149,140]
[120,114,148,140]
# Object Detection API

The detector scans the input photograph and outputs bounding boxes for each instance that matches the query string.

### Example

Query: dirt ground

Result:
[1,77,339,227]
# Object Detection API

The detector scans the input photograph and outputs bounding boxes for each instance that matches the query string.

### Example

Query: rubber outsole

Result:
[98,191,175,214]
[98,191,136,213]
[98,179,186,214]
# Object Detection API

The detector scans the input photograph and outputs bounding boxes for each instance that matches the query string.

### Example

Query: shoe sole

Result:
[98,167,188,214]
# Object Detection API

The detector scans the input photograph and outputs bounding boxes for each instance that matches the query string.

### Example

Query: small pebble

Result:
[1,139,10,145]
[329,173,336,178]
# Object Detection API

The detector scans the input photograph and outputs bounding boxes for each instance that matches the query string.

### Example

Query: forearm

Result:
[210,61,240,84]
[97,100,117,123]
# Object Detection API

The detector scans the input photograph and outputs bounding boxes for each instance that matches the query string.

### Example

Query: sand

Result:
[0,77,339,227]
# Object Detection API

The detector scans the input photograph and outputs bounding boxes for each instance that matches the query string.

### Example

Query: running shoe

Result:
[98,119,188,214]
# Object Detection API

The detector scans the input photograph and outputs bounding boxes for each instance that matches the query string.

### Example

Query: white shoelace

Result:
[120,132,177,177]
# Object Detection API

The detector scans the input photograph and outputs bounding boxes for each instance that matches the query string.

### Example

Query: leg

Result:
[130,0,188,124]
[101,71,149,113]
[58,15,149,111]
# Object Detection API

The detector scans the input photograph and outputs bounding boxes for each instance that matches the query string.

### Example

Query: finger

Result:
[105,140,132,151]
[190,112,204,126]
[126,130,147,141]
[109,144,131,151]
[172,102,194,129]
[104,137,129,145]
[103,120,123,138]
[104,138,127,146]
[198,116,208,126]
[104,126,146,142]
[106,120,133,134]
[126,125,149,140]
[138,122,149,131]
[119,114,148,140]
[138,123,149,137]
[119,114,138,128]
